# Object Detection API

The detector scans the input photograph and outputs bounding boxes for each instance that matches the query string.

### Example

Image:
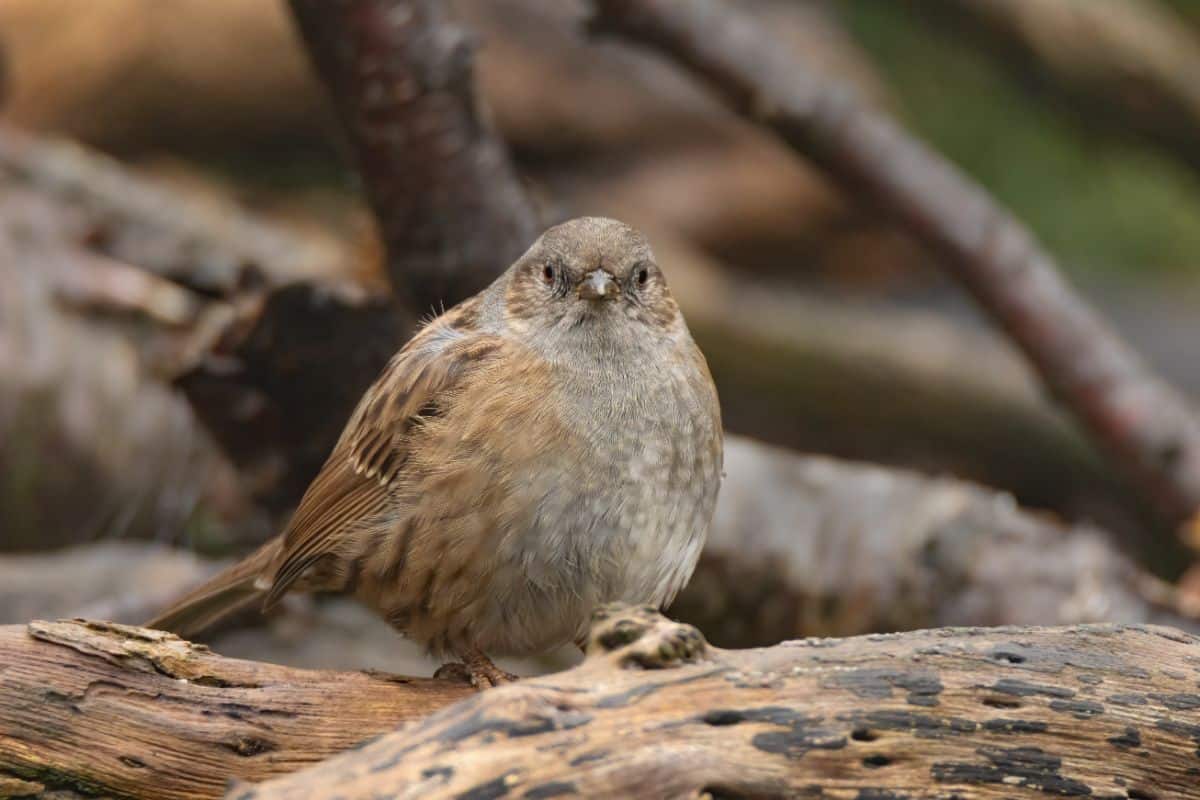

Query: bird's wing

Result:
[264,300,504,608]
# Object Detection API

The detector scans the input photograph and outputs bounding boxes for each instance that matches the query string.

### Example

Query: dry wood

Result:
[238,605,1200,799]
[0,619,471,799]
[589,0,1200,547]
[5,608,1200,799]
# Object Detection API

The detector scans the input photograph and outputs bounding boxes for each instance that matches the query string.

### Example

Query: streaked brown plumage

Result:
[148,217,723,687]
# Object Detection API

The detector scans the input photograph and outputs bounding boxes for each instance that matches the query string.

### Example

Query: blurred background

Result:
[3,0,1200,675]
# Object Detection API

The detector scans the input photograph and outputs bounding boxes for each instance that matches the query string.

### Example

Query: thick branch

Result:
[589,0,1200,543]
[286,0,538,311]
[5,611,1200,799]
[0,619,470,800]
[241,606,1200,799]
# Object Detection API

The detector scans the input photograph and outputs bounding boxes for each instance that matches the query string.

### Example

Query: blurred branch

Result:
[922,0,1200,176]
[589,0,1200,548]
[286,0,538,312]
[683,437,1199,647]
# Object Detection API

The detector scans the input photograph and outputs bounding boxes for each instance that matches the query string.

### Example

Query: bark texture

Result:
[589,0,1200,544]
[242,606,1200,799]
[0,619,471,800]
[287,0,538,312]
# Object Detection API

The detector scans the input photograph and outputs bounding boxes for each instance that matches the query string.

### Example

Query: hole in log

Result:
[991,650,1026,664]
[851,728,879,742]
[1128,790,1158,800]
[862,754,892,768]
[982,695,1023,709]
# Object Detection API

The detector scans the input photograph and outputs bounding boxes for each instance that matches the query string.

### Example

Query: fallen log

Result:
[0,619,470,800]
[4,608,1200,799]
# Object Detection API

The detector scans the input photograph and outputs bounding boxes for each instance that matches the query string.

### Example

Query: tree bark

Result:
[5,609,1200,799]
[286,0,539,312]
[0,619,471,800]
[588,0,1200,547]
[239,606,1200,799]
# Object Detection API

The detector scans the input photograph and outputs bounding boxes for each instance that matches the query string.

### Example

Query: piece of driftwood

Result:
[0,618,472,800]
[234,605,1200,799]
[5,608,1200,799]
[287,0,538,313]
[589,0,1200,545]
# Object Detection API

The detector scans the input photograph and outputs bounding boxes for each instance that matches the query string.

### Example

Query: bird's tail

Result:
[144,539,281,639]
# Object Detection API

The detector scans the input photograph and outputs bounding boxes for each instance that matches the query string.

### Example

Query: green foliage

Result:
[835,1,1200,281]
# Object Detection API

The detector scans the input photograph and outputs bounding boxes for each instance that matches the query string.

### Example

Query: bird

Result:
[147,216,723,688]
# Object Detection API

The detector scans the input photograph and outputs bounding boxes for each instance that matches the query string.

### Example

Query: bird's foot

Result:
[434,649,517,690]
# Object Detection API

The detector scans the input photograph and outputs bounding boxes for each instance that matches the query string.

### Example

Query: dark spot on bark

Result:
[456,773,517,800]
[981,695,1024,709]
[119,755,147,769]
[989,679,1075,699]
[1150,693,1200,711]
[983,718,1049,734]
[990,647,1026,664]
[1048,699,1104,719]
[932,746,1091,796]
[423,766,455,781]
[851,727,879,742]
[1156,719,1200,757]
[862,754,892,768]
[568,750,609,767]
[829,669,943,706]
[1107,694,1148,706]
[1107,727,1141,749]
[523,782,578,798]
[702,709,748,726]
[1127,790,1158,800]
[439,708,591,743]
[744,708,846,759]
[222,737,277,757]
[856,791,909,800]
[853,710,976,739]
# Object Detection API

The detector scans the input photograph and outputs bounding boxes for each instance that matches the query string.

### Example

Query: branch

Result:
[0,619,471,800]
[237,606,1199,799]
[286,0,538,312]
[923,0,1200,176]
[5,610,1199,799]
[588,0,1200,545]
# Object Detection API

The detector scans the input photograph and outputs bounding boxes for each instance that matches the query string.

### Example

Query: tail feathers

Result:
[145,540,280,640]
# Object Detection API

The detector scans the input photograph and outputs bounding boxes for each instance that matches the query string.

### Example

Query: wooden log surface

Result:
[4,607,1200,799]
[241,607,1200,799]
[0,619,470,799]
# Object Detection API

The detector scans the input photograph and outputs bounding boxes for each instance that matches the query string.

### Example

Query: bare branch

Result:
[286,0,538,312]
[589,0,1200,545]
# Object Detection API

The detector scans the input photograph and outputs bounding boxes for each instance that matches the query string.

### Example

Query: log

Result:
[5,609,1200,799]
[0,619,471,799]
[237,606,1200,799]
[589,0,1200,547]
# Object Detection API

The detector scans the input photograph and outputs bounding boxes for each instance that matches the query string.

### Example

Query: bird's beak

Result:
[577,269,620,301]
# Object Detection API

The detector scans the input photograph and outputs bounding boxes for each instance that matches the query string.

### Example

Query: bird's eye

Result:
[636,266,650,286]
[542,264,556,286]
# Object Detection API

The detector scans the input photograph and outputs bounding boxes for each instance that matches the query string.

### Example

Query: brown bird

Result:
[147,217,723,687]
